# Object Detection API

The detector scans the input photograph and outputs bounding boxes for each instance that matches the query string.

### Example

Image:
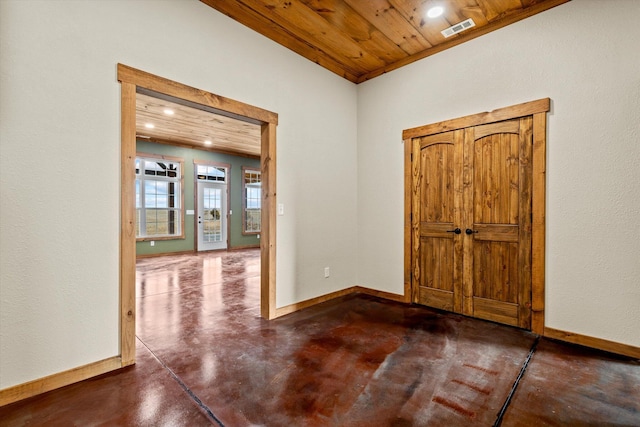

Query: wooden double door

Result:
[410,116,534,329]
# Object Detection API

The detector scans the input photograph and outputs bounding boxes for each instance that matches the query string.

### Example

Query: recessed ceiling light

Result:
[163,109,174,115]
[144,123,155,129]
[427,6,444,18]
[204,140,212,145]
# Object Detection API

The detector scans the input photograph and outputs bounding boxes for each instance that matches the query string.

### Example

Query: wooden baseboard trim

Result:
[136,246,260,259]
[354,286,409,303]
[275,287,359,317]
[0,356,123,407]
[274,286,409,318]
[229,244,260,250]
[544,327,640,359]
[136,250,195,259]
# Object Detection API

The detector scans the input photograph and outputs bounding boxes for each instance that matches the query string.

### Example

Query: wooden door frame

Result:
[118,64,278,366]
[403,98,549,334]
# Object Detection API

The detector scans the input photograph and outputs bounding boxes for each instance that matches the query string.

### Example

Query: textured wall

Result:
[0,0,358,389]
[357,0,640,347]
[2,0,638,393]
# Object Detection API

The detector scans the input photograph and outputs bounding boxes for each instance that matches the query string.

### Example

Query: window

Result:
[196,164,226,182]
[243,167,261,234]
[135,154,184,240]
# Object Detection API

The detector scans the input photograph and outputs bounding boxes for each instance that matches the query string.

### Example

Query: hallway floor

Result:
[1,249,638,426]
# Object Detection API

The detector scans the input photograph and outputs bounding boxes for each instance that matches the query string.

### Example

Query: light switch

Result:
[278,203,284,216]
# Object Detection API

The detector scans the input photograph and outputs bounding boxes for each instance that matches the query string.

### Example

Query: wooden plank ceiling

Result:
[137,0,569,155]
[136,93,261,158]
[202,0,570,83]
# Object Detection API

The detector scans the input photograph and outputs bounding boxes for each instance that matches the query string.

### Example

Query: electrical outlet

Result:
[150,241,155,247]
[324,267,330,278]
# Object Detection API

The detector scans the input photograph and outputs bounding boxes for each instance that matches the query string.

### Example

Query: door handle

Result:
[465,228,478,235]
[447,228,461,234]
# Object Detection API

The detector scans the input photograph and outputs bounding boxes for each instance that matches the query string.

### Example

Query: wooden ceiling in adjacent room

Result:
[202,0,570,83]
[136,93,261,158]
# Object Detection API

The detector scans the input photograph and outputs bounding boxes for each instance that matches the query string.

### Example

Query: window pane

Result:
[146,209,163,236]
[243,169,261,233]
[135,180,141,209]
[144,180,170,208]
[197,165,226,182]
[246,187,261,209]
[203,187,222,242]
[203,187,221,210]
[245,209,261,233]
[136,156,183,238]
[212,167,225,181]
[156,181,168,208]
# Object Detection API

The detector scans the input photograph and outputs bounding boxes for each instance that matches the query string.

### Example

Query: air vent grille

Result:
[441,18,476,38]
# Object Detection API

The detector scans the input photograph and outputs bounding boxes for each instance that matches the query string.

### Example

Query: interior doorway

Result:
[118,64,278,367]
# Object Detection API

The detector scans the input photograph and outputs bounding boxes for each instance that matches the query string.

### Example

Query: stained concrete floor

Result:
[1,249,638,426]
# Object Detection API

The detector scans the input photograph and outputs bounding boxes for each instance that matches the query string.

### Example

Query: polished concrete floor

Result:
[1,249,639,426]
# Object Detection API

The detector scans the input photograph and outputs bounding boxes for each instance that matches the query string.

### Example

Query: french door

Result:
[197,181,227,251]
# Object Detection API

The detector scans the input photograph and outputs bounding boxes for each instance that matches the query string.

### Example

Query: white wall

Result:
[0,0,357,389]
[357,0,640,347]
[2,0,638,393]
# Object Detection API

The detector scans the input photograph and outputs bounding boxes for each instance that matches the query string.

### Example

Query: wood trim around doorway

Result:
[403,98,549,335]
[117,64,279,367]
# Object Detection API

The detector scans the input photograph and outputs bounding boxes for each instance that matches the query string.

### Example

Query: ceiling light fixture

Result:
[204,140,212,145]
[427,6,444,18]
[144,123,155,129]
[163,108,174,115]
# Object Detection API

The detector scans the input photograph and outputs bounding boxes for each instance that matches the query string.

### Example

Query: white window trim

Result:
[136,152,185,241]
[242,167,261,235]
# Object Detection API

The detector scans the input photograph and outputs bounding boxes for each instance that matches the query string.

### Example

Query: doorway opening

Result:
[118,64,278,366]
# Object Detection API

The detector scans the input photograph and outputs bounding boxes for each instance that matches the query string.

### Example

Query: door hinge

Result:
[410,153,413,162]
[410,212,413,222]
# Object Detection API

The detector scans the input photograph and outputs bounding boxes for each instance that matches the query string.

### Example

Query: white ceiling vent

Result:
[441,18,476,38]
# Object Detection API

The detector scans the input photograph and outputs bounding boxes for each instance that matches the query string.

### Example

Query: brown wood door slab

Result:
[412,130,464,313]
[463,118,532,328]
